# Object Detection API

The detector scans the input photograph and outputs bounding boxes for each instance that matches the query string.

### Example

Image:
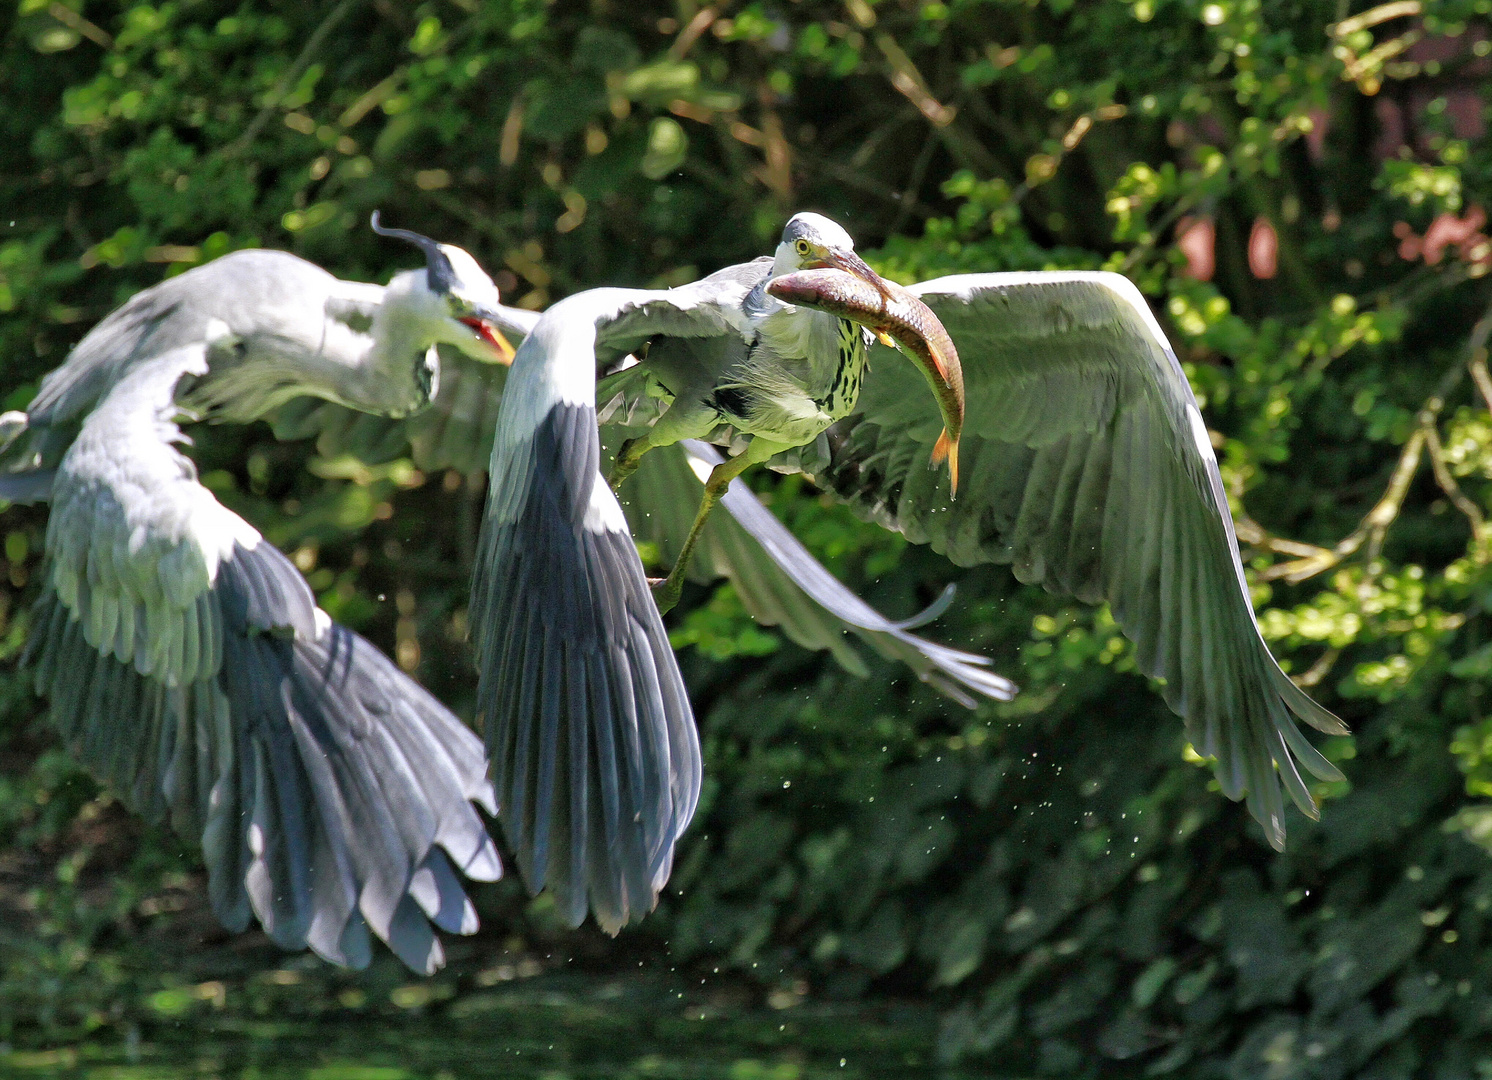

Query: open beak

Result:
[815,249,891,298]
[459,314,516,364]
[810,249,900,347]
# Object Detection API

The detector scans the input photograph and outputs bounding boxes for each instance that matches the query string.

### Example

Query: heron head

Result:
[370,212,516,364]
[773,212,885,294]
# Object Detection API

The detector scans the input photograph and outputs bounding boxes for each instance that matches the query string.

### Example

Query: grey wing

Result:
[29,345,500,972]
[472,392,699,934]
[816,271,1347,850]
[620,438,1016,706]
[26,250,339,429]
[6,250,348,476]
[0,285,183,477]
[0,468,55,503]
[592,257,773,366]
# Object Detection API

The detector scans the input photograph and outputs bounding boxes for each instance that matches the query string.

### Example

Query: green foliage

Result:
[8,0,1492,1074]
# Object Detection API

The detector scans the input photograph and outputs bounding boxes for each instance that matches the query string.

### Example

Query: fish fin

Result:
[919,342,956,390]
[931,429,959,498]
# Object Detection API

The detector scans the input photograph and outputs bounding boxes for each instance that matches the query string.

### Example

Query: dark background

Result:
[3,1,1492,1075]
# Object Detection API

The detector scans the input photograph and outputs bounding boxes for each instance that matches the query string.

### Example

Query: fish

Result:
[767,268,964,495]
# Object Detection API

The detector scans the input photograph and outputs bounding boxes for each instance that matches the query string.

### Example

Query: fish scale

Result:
[767,268,964,495]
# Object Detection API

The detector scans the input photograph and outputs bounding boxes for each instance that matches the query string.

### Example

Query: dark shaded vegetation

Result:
[4,0,1492,1075]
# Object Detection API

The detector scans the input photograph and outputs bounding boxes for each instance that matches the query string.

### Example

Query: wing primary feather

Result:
[476,391,699,931]
[822,272,1348,849]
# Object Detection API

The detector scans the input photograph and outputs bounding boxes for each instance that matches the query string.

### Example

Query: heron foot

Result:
[651,572,685,616]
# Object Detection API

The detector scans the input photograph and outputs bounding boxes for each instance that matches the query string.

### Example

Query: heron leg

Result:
[608,433,654,492]
[652,438,785,615]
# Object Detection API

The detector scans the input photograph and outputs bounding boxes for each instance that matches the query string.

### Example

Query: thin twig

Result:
[1469,349,1492,413]
[1292,648,1341,688]
[222,0,360,158]
[669,6,719,60]
[1120,194,1201,275]
[1423,423,1486,536]
[876,33,956,127]
[48,2,112,48]
[1257,426,1426,582]
[1245,295,1492,583]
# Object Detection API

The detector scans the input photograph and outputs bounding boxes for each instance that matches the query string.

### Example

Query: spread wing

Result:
[470,298,700,933]
[3,250,363,479]
[29,345,500,972]
[622,438,1015,707]
[811,271,1347,849]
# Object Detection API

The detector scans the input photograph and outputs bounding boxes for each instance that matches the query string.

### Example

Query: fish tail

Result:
[932,428,959,498]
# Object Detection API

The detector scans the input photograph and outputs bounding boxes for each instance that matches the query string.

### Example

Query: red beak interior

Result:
[460,317,516,362]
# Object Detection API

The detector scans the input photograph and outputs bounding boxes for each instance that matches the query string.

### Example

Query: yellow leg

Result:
[652,439,783,615]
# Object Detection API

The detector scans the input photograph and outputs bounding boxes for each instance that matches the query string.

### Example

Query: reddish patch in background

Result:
[1247,217,1278,279]
[1176,216,1216,281]
[1394,206,1492,270]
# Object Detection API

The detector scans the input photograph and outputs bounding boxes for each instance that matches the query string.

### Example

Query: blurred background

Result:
[3,0,1492,1076]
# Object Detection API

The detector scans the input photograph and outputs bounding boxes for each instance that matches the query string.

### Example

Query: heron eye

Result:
[794,239,811,256]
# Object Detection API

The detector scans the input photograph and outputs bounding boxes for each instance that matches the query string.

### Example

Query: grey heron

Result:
[291,251,1000,934]
[487,231,1347,863]
[602,213,964,614]
[0,222,532,972]
[2,222,1010,953]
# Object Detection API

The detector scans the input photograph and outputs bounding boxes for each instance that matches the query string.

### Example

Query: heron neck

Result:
[814,318,869,419]
[368,286,446,374]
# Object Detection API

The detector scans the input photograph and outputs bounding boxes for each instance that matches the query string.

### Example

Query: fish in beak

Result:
[815,249,886,292]
[803,250,901,349]
[767,268,964,496]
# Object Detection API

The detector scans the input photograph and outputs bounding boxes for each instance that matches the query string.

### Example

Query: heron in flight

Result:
[0,220,531,972]
[2,222,1011,953]
[603,212,964,614]
[768,264,1350,850]
[460,217,998,934]
[477,220,1346,921]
